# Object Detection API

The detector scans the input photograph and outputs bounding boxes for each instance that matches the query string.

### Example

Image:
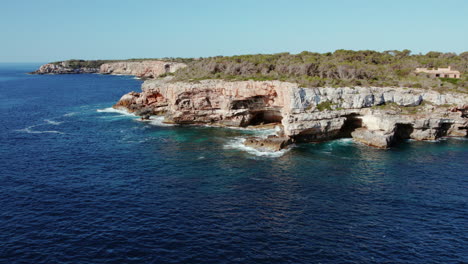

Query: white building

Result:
[415,66,461,78]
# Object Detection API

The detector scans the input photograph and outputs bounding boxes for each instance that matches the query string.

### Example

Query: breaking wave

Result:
[143,116,174,127]
[63,112,77,117]
[214,125,281,138]
[44,119,63,125]
[16,125,64,135]
[96,107,135,116]
[224,137,291,158]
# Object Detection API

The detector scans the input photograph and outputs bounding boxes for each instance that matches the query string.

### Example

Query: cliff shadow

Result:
[338,114,363,138]
[391,123,414,146]
[436,123,452,138]
[247,109,283,126]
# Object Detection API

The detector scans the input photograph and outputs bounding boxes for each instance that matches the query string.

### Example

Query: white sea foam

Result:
[63,112,77,117]
[224,137,291,158]
[409,139,440,143]
[16,125,64,134]
[210,125,280,138]
[44,119,63,125]
[96,107,135,116]
[326,138,354,146]
[335,138,354,143]
[145,116,174,127]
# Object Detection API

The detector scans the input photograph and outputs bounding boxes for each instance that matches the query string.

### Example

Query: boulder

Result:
[244,136,292,152]
[351,128,394,149]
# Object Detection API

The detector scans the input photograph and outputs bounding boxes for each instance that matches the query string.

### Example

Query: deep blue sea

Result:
[0,63,467,264]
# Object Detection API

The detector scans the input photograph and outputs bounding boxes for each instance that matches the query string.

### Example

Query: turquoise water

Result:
[1,63,467,263]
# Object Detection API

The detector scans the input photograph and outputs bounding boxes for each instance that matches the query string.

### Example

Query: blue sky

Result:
[1,0,467,62]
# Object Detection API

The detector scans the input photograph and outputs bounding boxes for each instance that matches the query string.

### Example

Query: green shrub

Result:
[316,101,334,111]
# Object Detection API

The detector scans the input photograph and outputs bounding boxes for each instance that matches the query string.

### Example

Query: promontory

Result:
[32,51,468,151]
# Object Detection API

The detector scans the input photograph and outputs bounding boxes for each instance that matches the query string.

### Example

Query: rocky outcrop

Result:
[31,63,99,74]
[32,60,187,78]
[115,79,468,150]
[351,128,394,149]
[244,136,292,152]
[99,61,186,78]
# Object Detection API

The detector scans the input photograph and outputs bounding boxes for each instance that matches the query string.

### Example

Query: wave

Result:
[63,112,77,117]
[408,138,440,143]
[143,116,174,127]
[96,107,135,116]
[15,125,64,134]
[224,137,291,158]
[44,119,63,125]
[207,124,281,138]
[325,138,355,146]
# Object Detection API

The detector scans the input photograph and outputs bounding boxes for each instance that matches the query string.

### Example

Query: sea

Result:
[1,63,467,264]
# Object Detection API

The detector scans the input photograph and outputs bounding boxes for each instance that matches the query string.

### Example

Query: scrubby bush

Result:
[55,50,468,91]
[170,50,467,90]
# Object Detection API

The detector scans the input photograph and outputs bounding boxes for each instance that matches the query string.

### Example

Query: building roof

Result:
[415,66,460,74]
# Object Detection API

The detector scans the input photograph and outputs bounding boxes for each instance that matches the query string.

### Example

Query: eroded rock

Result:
[244,136,292,152]
[351,128,394,148]
[111,79,468,149]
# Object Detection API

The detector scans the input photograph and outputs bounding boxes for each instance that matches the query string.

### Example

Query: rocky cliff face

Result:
[32,60,186,78]
[31,63,99,74]
[114,79,468,149]
[99,61,186,78]
[31,59,468,150]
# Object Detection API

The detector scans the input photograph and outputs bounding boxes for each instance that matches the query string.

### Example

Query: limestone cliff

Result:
[99,61,186,78]
[32,62,99,74]
[31,60,186,78]
[114,79,468,149]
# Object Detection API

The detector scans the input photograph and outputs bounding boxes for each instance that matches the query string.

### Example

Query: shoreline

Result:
[32,61,468,152]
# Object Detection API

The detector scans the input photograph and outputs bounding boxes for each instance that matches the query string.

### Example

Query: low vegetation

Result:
[170,50,467,91]
[316,101,335,111]
[55,50,468,91]
[51,57,194,69]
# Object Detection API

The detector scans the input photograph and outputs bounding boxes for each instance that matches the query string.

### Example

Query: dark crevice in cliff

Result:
[338,114,363,138]
[436,123,452,138]
[231,96,267,110]
[391,124,414,146]
[291,114,364,143]
[247,110,283,126]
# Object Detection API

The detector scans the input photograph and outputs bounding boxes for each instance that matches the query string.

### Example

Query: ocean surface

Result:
[0,63,467,264]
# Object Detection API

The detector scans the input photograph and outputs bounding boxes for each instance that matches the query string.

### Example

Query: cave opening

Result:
[338,114,363,137]
[247,110,283,126]
[392,124,414,145]
[437,123,452,138]
[231,96,266,110]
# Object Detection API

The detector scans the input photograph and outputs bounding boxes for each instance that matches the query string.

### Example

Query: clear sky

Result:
[1,0,467,62]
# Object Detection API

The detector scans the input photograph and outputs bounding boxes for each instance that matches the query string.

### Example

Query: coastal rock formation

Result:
[99,61,186,78]
[31,63,99,74]
[32,60,187,78]
[244,136,292,152]
[114,79,468,150]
